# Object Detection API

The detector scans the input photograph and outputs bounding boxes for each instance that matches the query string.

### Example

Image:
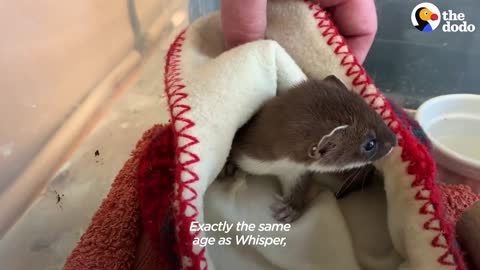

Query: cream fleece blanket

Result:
[162,1,466,269]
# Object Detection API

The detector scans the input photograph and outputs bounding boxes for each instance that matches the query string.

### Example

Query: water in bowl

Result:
[435,135,480,160]
[427,115,480,162]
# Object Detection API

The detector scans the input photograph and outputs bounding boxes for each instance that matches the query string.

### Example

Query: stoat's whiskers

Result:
[336,168,362,198]
[360,169,369,193]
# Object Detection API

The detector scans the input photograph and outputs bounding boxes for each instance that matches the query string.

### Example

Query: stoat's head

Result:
[302,76,397,171]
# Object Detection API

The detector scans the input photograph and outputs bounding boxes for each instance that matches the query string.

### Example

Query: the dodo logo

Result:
[411,3,440,32]
[411,2,476,33]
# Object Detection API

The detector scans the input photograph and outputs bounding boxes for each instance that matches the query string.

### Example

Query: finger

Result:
[342,35,376,64]
[317,0,377,63]
[221,0,267,48]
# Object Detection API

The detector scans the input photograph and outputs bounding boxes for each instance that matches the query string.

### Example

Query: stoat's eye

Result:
[363,139,377,152]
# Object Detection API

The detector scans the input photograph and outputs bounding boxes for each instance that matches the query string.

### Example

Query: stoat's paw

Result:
[217,161,237,180]
[270,195,301,223]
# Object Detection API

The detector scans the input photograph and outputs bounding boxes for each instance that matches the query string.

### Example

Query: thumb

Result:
[221,0,267,48]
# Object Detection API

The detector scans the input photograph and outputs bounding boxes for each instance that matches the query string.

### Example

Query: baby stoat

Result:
[225,75,397,223]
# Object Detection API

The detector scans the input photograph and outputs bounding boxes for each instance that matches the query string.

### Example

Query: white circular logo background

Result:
[411,2,441,31]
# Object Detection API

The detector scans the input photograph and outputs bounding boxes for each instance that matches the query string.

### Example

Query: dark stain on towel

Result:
[54,189,65,210]
[94,149,104,165]
[55,189,64,205]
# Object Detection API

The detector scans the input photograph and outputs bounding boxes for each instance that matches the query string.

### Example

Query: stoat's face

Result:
[303,76,398,172]
[307,120,397,171]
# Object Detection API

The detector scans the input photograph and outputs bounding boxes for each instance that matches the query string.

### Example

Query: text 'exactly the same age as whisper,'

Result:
[189,221,291,248]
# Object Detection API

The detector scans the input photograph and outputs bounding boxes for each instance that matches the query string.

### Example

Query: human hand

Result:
[220,0,377,63]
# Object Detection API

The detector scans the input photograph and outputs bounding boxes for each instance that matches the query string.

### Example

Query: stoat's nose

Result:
[385,146,394,157]
[386,134,398,149]
[392,136,398,146]
[384,138,397,155]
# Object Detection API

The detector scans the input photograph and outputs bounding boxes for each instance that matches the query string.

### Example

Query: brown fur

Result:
[231,76,397,169]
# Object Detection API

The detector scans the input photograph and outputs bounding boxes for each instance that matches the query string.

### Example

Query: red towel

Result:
[63,125,172,270]
[439,183,480,225]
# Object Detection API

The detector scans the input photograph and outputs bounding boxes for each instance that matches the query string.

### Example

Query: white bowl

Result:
[416,94,480,183]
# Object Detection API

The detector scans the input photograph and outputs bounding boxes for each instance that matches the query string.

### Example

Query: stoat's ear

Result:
[324,75,348,90]
[308,125,348,159]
